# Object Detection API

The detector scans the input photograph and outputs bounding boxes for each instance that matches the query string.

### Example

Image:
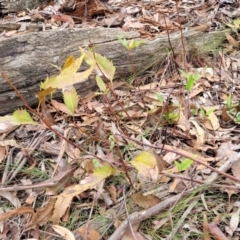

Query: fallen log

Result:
[0,0,50,14]
[0,23,227,115]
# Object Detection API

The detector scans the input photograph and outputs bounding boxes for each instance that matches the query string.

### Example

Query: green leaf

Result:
[174,158,193,171]
[179,69,189,79]
[80,48,116,82]
[63,87,78,114]
[226,94,232,108]
[96,76,107,93]
[128,39,143,50]
[117,35,128,48]
[12,110,37,124]
[180,70,201,92]
[186,75,195,92]
[156,92,164,103]
[206,108,215,116]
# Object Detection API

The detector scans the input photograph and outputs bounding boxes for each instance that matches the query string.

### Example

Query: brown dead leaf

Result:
[107,185,118,205]
[221,108,233,122]
[41,99,56,126]
[28,197,57,228]
[52,225,75,240]
[0,207,35,222]
[131,193,161,209]
[51,195,72,224]
[231,160,240,179]
[169,177,187,193]
[0,146,6,163]
[77,226,101,240]
[0,192,21,208]
[208,222,228,240]
[153,152,168,172]
[203,213,211,240]
[51,99,73,115]
[51,14,74,26]
[225,33,239,48]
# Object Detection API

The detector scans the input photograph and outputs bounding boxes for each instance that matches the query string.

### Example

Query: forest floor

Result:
[0,0,240,240]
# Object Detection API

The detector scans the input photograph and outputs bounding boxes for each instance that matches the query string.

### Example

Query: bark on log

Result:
[0,0,48,14]
[0,27,227,115]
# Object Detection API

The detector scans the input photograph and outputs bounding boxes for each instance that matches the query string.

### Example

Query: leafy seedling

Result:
[118,35,143,50]
[180,70,201,92]
[174,158,193,172]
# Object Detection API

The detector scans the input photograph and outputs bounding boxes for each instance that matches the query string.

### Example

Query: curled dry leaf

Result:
[77,226,101,240]
[131,193,161,209]
[0,192,21,208]
[52,225,75,240]
[0,207,35,222]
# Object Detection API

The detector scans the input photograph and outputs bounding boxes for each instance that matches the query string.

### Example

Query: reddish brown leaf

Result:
[208,222,228,240]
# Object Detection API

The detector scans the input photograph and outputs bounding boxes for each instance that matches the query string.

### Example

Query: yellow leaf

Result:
[62,55,75,71]
[63,87,78,114]
[130,151,160,183]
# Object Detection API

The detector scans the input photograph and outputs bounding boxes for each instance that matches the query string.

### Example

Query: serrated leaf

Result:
[51,164,112,224]
[96,76,107,93]
[63,87,78,114]
[12,110,37,124]
[80,48,115,82]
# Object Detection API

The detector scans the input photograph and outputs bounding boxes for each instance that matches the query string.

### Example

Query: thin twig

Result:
[118,133,240,183]
[0,167,75,191]
[108,191,191,240]
[166,201,198,240]
[123,183,137,240]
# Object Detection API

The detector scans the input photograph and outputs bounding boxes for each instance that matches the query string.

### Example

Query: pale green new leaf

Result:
[117,35,128,48]
[128,39,143,50]
[12,110,37,125]
[174,158,193,172]
[63,87,78,114]
[80,47,115,82]
[96,76,107,93]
